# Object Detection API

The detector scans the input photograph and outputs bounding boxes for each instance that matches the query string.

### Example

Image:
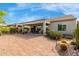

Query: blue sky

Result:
[0,3,79,24]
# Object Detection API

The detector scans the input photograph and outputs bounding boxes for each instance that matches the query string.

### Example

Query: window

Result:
[58,24,66,31]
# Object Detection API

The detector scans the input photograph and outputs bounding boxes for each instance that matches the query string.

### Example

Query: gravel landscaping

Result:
[56,40,79,56]
[0,33,78,56]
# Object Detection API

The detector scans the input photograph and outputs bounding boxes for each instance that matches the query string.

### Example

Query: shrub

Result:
[71,40,76,45]
[10,27,18,33]
[46,30,51,36]
[0,26,10,33]
[46,30,61,40]
[60,43,68,51]
[61,40,68,44]
[74,23,79,49]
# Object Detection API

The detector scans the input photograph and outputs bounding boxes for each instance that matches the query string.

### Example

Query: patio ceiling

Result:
[24,23,43,26]
[24,22,50,26]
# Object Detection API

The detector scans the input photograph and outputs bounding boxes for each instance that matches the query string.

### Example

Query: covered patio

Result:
[16,19,50,35]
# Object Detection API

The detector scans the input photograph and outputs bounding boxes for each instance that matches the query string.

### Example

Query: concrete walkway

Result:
[0,34,59,56]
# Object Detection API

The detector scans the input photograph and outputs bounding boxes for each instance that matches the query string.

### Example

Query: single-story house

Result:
[11,15,77,35]
[0,24,8,27]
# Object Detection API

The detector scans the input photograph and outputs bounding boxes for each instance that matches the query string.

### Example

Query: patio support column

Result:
[22,24,24,33]
[43,20,46,35]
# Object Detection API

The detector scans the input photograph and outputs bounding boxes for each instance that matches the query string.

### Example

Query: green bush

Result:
[46,30,61,40]
[10,27,18,33]
[0,26,10,33]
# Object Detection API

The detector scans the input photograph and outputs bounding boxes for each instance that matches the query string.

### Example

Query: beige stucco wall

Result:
[48,20,77,35]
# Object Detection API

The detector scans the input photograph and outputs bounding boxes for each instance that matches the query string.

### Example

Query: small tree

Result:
[74,23,79,49]
[0,11,8,34]
[0,11,7,24]
[0,11,7,18]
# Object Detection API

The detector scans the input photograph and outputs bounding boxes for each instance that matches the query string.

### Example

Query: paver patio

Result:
[0,34,59,56]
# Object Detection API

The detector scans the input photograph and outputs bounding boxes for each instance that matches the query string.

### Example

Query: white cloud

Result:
[36,3,79,18]
[6,12,18,20]
[8,3,31,11]
[56,4,79,18]
[18,15,41,23]
[16,3,28,7]
[31,4,58,11]
[7,12,15,17]
[39,4,58,11]
[8,3,79,20]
